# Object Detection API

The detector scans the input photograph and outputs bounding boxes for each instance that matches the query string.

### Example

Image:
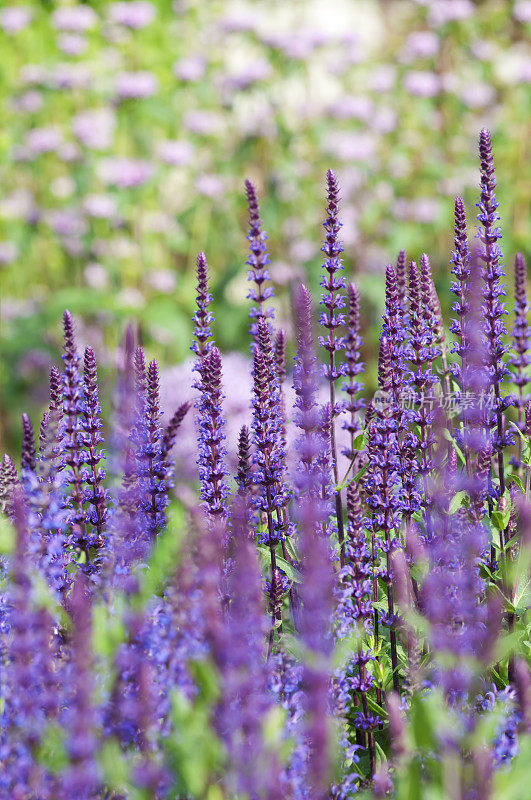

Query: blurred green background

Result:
[0,0,530,455]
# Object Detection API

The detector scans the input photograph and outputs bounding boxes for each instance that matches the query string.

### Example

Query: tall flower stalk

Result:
[510,253,530,469]
[342,282,364,468]
[245,178,274,344]
[319,169,347,564]
[477,128,512,497]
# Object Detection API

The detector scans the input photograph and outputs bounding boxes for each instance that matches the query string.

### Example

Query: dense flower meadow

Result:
[0,127,530,798]
[1,0,530,453]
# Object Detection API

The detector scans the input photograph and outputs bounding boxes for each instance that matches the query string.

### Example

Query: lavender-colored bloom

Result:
[58,33,88,56]
[403,70,440,97]
[81,347,107,545]
[236,425,252,494]
[72,108,116,150]
[477,129,513,493]
[97,157,154,188]
[20,413,36,472]
[364,337,402,690]
[52,6,98,32]
[156,138,194,166]
[510,253,530,446]
[161,401,191,462]
[245,179,275,343]
[395,249,408,312]
[191,251,214,364]
[218,495,276,797]
[173,54,207,82]
[405,256,440,483]
[83,193,118,219]
[109,1,156,28]
[319,170,347,560]
[342,283,364,461]
[140,360,168,539]
[0,498,60,797]
[0,6,32,33]
[0,241,19,265]
[428,0,474,25]
[252,319,289,544]
[62,574,99,799]
[61,310,87,546]
[24,125,62,156]
[196,347,230,519]
[449,196,471,393]
[115,70,159,99]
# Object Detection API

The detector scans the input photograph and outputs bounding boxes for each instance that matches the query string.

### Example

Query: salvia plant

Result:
[1,130,530,800]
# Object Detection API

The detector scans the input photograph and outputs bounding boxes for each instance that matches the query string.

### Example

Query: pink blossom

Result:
[403,70,440,97]
[115,71,158,99]
[72,108,116,150]
[109,1,156,28]
[0,6,32,33]
[173,55,206,82]
[52,6,98,32]
[156,139,194,166]
[97,158,154,189]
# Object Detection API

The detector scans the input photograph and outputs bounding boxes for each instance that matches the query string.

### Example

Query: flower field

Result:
[0,2,530,799]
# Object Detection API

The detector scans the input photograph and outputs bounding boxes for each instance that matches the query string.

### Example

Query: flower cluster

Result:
[0,130,530,800]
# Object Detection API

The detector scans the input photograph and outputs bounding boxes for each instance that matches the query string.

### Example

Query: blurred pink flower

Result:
[12,90,43,113]
[83,194,119,220]
[428,0,474,26]
[84,263,110,289]
[404,30,439,59]
[52,6,98,32]
[323,132,377,163]
[146,269,176,293]
[403,70,440,97]
[72,108,116,149]
[514,2,531,22]
[328,95,374,122]
[115,70,158,99]
[0,241,19,265]
[49,63,92,90]
[183,110,223,135]
[173,55,206,82]
[24,126,63,156]
[156,139,194,166]
[109,1,156,28]
[58,33,88,56]
[98,158,154,188]
[0,6,32,33]
[195,174,225,199]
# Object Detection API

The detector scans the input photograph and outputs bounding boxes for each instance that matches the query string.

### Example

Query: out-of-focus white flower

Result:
[84,263,110,289]
[146,269,176,293]
[0,241,19,265]
[117,287,145,308]
[51,176,76,199]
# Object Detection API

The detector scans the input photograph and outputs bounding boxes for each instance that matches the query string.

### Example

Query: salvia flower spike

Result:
[319,169,347,563]
[20,413,36,473]
[510,252,530,467]
[245,178,275,345]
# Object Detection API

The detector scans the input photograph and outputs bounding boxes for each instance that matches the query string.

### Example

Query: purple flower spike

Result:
[236,424,252,495]
[196,346,230,520]
[62,310,88,547]
[477,129,512,494]
[395,249,408,312]
[449,196,471,394]
[219,494,275,797]
[161,400,191,462]
[143,360,168,539]
[364,336,401,691]
[245,178,275,344]
[81,347,107,547]
[191,250,214,363]
[63,574,99,800]
[319,169,347,562]
[20,413,36,472]
[0,454,20,516]
[342,282,365,462]
[510,252,530,465]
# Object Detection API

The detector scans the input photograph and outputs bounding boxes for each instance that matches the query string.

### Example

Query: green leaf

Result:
[0,515,14,554]
[449,491,467,515]
[35,723,68,773]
